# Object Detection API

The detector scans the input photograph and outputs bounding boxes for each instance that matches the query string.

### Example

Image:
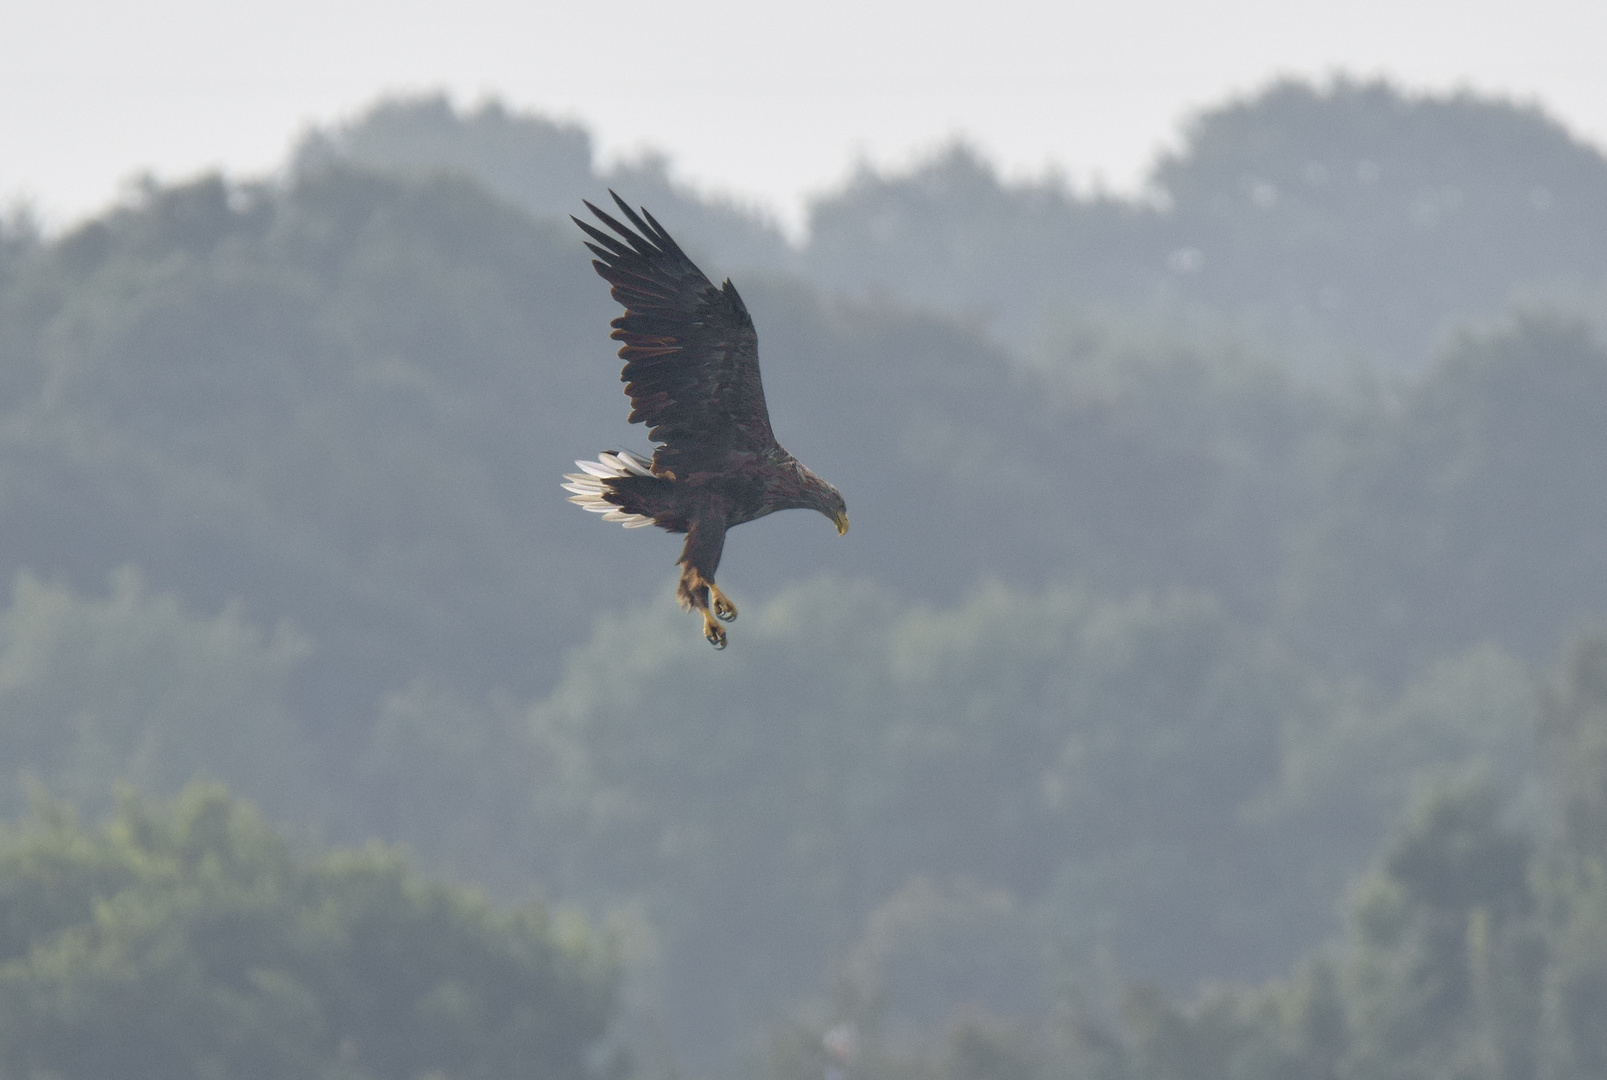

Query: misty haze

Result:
[1,76,1606,1079]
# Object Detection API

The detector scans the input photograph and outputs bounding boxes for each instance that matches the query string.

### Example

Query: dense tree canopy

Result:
[0,76,1605,1075]
[0,785,618,1080]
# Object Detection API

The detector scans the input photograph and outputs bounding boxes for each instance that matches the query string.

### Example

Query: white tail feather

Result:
[617,450,655,476]
[563,453,662,529]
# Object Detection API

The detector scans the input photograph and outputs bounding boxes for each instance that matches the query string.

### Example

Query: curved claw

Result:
[709,585,738,624]
[701,611,728,649]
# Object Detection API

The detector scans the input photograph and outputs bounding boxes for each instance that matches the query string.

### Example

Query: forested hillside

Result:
[1,77,1606,1077]
[303,79,1607,370]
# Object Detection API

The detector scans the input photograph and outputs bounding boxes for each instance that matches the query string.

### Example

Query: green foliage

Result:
[356,577,1373,1061]
[1535,631,1607,1078]
[294,95,597,223]
[1023,312,1329,614]
[1538,861,1607,1079]
[307,81,1607,372]
[295,94,795,276]
[0,784,618,1080]
[1254,644,1540,887]
[799,638,1607,1080]
[802,144,1157,348]
[0,568,313,817]
[1155,79,1607,366]
[1,165,618,728]
[1541,631,1607,861]
[4,76,1607,1075]
[804,80,1607,369]
[1339,777,1541,1078]
[1285,314,1607,678]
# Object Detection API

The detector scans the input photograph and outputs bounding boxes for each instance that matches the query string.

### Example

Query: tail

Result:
[561,450,660,528]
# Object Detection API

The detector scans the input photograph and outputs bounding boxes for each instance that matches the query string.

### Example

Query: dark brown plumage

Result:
[562,192,848,649]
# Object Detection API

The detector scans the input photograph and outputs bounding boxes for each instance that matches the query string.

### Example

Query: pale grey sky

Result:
[4,0,1605,234]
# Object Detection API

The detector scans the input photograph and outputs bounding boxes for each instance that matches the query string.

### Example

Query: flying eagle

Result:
[562,193,849,649]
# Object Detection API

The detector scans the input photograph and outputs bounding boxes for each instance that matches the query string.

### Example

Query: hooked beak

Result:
[834,511,850,536]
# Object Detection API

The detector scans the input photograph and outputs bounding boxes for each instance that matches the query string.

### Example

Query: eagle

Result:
[562,193,849,649]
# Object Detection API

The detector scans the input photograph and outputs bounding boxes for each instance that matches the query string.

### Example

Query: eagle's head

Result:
[800,467,849,535]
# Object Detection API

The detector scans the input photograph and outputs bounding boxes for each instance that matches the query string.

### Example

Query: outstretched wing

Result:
[574,192,778,477]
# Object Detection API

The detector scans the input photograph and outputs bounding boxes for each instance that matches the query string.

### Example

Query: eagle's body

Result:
[563,194,848,648]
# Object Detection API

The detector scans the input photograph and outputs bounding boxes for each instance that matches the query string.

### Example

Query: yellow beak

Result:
[834,511,850,536]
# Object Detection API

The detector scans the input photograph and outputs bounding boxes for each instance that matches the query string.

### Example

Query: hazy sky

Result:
[4,0,1606,234]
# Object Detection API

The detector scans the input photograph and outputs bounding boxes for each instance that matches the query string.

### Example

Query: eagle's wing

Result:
[574,192,778,477]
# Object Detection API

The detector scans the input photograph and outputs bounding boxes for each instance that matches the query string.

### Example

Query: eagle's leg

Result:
[679,567,726,649]
[709,583,738,623]
[677,515,730,649]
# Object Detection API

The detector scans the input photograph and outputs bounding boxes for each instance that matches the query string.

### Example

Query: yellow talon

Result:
[709,584,738,623]
[701,609,728,649]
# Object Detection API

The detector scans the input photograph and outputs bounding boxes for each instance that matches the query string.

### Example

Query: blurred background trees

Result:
[0,75,1605,1075]
[0,785,618,1080]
